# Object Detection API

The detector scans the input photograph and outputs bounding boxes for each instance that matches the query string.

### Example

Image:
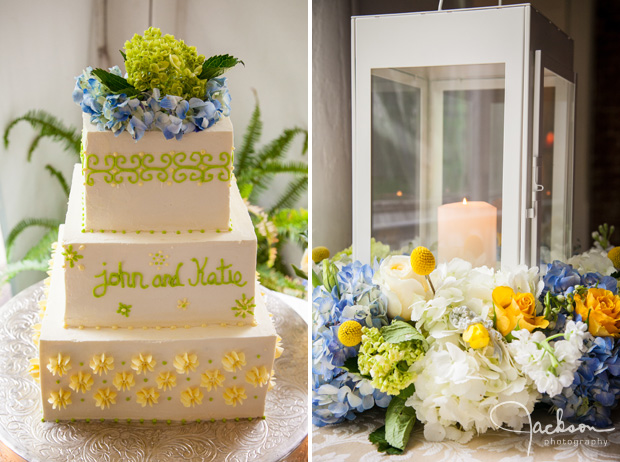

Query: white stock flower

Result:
[373,256,426,319]
[507,320,590,398]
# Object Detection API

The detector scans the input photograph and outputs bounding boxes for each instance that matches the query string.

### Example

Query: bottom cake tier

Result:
[34,265,278,422]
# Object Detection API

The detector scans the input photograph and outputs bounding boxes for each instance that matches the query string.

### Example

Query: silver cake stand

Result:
[0,283,308,462]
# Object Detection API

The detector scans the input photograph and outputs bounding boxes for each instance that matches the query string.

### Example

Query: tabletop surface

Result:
[313,407,620,461]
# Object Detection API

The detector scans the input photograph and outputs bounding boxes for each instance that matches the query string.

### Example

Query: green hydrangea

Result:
[358,327,425,396]
[124,27,206,99]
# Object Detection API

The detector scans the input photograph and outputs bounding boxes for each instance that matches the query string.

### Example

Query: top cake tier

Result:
[81,114,234,233]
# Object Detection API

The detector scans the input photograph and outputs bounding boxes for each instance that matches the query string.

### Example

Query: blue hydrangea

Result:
[545,336,620,427]
[72,67,231,141]
[312,372,391,427]
[312,261,391,426]
[541,261,617,299]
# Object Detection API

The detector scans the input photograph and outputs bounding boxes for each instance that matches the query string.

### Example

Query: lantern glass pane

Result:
[538,69,575,264]
[371,64,504,268]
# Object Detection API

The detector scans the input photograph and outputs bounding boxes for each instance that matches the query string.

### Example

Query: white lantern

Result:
[352,4,575,269]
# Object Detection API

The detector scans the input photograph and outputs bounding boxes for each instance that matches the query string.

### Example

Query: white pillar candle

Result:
[437,199,497,268]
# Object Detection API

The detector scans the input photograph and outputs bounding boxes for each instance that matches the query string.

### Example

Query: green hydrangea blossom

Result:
[358,327,425,396]
[124,27,206,99]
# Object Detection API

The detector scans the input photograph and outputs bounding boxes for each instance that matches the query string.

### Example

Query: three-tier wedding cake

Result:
[30,28,279,423]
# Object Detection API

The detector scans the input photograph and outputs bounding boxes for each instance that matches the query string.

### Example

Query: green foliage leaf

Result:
[198,54,244,81]
[612,270,620,279]
[3,110,81,161]
[23,229,57,262]
[256,263,305,298]
[45,164,70,197]
[385,389,417,451]
[381,321,426,344]
[91,68,140,96]
[368,426,404,455]
[0,259,50,286]
[6,218,61,261]
[120,50,127,61]
[291,264,307,280]
[341,357,373,380]
[272,208,308,247]
[236,92,262,177]
[312,269,322,289]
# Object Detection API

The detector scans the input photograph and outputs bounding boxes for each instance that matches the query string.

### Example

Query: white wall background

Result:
[312,0,593,256]
[0,0,308,295]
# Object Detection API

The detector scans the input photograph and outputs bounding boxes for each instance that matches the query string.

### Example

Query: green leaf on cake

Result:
[381,320,426,344]
[91,68,140,97]
[199,54,244,81]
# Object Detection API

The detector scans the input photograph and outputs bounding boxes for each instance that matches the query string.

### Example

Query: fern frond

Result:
[3,109,81,161]
[45,164,70,197]
[258,161,308,175]
[0,259,50,286]
[27,133,45,161]
[23,229,57,261]
[270,176,308,213]
[256,127,307,164]
[236,91,262,177]
[6,218,61,261]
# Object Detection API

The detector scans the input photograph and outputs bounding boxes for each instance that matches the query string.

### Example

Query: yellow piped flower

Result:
[93,387,117,410]
[575,288,620,337]
[48,388,71,410]
[200,369,225,391]
[222,351,246,372]
[268,369,276,391]
[223,385,247,407]
[131,353,156,375]
[337,321,362,347]
[312,246,330,264]
[69,371,94,393]
[32,323,42,347]
[245,366,270,387]
[275,335,284,359]
[608,247,620,270]
[90,353,114,375]
[136,387,160,407]
[112,371,135,392]
[28,358,40,382]
[47,353,72,377]
[156,371,177,391]
[180,386,203,408]
[463,323,491,349]
[173,352,199,374]
[410,247,435,276]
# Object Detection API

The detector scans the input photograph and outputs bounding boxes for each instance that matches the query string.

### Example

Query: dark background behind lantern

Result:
[313,0,617,256]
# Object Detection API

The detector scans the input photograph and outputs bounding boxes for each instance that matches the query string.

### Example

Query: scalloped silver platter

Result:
[0,283,308,462]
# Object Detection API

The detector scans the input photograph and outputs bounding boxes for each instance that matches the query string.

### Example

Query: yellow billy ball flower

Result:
[608,247,620,270]
[312,246,330,264]
[338,321,363,347]
[463,323,490,349]
[410,247,436,276]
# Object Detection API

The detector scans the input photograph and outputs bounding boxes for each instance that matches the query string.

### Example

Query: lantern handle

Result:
[438,0,502,10]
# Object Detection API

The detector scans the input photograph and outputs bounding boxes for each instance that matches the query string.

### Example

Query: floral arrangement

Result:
[311,227,620,454]
[73,27,242,140]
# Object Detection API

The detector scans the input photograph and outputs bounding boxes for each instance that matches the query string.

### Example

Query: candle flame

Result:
[396,190,403,197]
[462,198,468,205]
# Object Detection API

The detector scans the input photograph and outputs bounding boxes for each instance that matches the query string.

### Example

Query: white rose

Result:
[373,256,426,319]
[300,249,309,274]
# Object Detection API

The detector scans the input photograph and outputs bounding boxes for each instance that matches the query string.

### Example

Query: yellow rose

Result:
[463,323,490,349]
[574,288,620,337]
[492,286,549,336]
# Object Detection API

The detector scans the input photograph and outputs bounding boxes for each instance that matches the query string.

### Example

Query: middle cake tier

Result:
[61,165,257,328]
